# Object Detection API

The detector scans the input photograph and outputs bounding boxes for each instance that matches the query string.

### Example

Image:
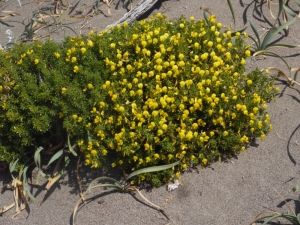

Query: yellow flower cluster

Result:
[58,13,278,184]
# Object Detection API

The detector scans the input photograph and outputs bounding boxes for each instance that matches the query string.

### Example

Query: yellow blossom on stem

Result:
[73,66,79,73]
[81,48,86,54]
[54,52,60,58]
[61,87,67,94]
[87,40,94,47]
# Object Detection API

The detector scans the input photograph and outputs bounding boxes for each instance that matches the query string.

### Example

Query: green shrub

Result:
[0,13,279,186]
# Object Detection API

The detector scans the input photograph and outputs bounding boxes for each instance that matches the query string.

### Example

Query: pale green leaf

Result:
[68,135,78,156]
[283,4,297,17]
[250,21,261,48]
[9,158,19,173]
[87,177,121,193]
[227,0,236,29]
[125,160,181,182]
[261,17,296,50]
[34,146,44,169]
[46,149,63,169]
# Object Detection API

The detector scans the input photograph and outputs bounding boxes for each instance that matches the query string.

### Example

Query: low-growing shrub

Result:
[0,13,279,186]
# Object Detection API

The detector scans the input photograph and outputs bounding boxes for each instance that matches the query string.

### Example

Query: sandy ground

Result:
[1,0,300,224]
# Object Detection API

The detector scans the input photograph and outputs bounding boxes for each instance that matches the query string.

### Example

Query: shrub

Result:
[0,14,279,186]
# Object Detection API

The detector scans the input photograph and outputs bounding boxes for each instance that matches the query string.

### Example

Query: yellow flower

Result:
[260,133,266,140]
[61,87,67,94]
[145,157,151,163]
[247,80,253,85]
[111,162,116,167]
[157,129,163,136]
[202,158,208,165]
[59,112,63,118]
[240,58,246,65]
[91,150,97,156]
[118,106,125,112]
[253,107,259,114]
[87,40,94,47]
[54,52,60,58]
[139,158,143,165]
[34,59,39,64]
[77,140,83,147]
[180,23,184,28]
[81,48,86,54]
[154,154,160,160]
[231,113,236,119]
[87,83,93,89]
[190,16,195,22]
[73,66,79,73]
[71,57,77,63]
[245,50,251,57]
[85,159,90,165]
[102,149,108,155]
[162,124,168,130]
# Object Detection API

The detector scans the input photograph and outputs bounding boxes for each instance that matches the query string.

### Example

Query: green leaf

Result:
[248,35,259,50]
[9,158,20,173]
[283,4,297,17]
[87,177,121,193]
[125,159,181,182]
[34,146,44,169]
[295,0,300,6]
[250,21,261,49]
[227,0,236,29]
[275,0,284,22]
[23,166,35,201]
[297,213,300,223]
[203,8,211,26]
[280,214,299,224]
[262,214,283,224]
[261,17,297,50]
[45,149,63,169]
[266,43,300,49]
[64,153,70,167]
[67,135,78,156]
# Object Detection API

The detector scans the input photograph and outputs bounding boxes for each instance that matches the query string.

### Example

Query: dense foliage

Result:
[0,14,279,186]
